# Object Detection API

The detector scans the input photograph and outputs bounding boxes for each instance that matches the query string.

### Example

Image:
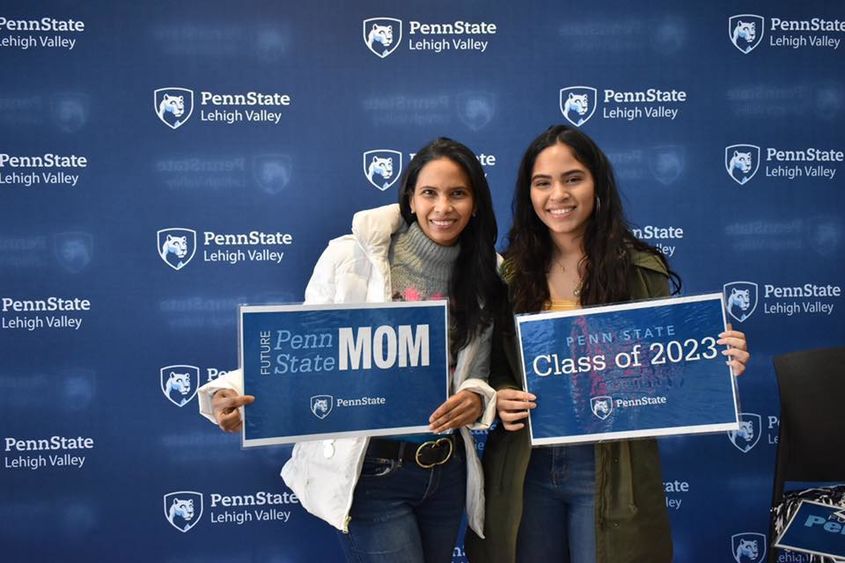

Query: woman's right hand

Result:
[211,389,255,433]
[496,388,536,431]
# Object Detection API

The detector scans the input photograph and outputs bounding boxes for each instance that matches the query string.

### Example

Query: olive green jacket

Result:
[465,251,673,563]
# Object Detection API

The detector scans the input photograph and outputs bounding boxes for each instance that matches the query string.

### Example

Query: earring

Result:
[595,196,602,214]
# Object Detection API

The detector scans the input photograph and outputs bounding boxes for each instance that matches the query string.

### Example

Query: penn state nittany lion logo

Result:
[311,395,334,420]
[253,154,292,195]
[163,491,203,533]
[727,412,762,453]
[731,532,766,563]
[649,145,685,185]
[160,365,200,407]
[456,92,495,131]
[729,15,765,54]
[590,396,613,420]
[157,228,197,271]
[363,150,403,191]
[154,87,194,130]
[54,232,93,274]
[725,144,761,186]
[723,281,759,323]
[560,87,597,127]
[363,18,402,58]
[51,93,90,133]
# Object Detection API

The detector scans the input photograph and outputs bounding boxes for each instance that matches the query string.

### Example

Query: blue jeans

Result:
[337,442,466,563]
[516,444,597,563]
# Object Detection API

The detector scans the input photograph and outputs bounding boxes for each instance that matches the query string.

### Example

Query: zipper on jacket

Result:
[343,515,351,534]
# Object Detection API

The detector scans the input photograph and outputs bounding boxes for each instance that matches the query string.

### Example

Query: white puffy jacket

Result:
[198,204,496,536]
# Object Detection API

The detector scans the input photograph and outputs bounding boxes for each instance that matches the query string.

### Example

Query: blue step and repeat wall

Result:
[1,1,843,562]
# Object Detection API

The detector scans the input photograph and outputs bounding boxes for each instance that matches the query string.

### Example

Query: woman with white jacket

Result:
[197,138,506,563]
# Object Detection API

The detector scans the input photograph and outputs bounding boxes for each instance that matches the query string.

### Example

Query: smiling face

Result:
[530,142,595,246]
[410,157,475,246]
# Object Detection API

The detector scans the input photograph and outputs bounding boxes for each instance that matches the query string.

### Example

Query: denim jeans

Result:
[337,442,466,563]
[516,444,597,563]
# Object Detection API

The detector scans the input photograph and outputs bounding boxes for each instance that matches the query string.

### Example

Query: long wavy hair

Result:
[505,125,680,313]
[399,138,506,350]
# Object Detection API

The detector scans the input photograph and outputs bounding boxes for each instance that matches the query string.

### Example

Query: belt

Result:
[366,435,461,469]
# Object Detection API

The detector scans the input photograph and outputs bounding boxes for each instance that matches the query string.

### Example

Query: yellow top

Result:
[548,298,580,312]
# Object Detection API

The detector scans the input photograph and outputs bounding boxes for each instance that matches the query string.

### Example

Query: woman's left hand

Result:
[429,390,483,433]
[718,324,750,376]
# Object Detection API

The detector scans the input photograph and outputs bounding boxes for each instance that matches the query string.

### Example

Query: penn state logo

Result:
[157,228,197,271]
[154,87,194,130]
[363,18,402,58]
[729,15,765,54]
[559,87,597,127]
[54,232,93,273]
[160,365,200,407]
[590,396,613,420]
[61,369,96,411]
[253,154,292,195]
[51,93,90,133]
[723,281,759,323]
[649,145,685,185]
[163,491,203,533]
[311,395,334,419]
[725,144,761,186]
[456,92,495,131]
[727,412,762,453]
[363,150,403,191]
[731,532,766,563]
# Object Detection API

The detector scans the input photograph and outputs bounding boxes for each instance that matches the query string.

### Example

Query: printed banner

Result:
[775,500,845,559]
[239,302,449,446]
[516,293,739,445]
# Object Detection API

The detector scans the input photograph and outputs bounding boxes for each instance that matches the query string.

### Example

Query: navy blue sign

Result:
[239,302,448,446]
[516,294,739,445]
[776,501,845,559]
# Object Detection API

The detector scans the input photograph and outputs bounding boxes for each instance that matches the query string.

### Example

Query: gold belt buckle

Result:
[414,437,454,469]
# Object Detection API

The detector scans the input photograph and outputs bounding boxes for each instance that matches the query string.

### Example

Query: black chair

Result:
[769,346,845,562]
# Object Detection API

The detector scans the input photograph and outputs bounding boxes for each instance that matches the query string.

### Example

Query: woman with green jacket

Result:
[465,125,750,562]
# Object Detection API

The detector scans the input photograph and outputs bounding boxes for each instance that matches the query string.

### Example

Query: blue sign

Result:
[516,294,739,445]
[239,302,449,446]
[776,501,845,559]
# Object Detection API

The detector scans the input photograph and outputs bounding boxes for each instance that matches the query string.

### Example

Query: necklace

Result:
[555,258,583,298]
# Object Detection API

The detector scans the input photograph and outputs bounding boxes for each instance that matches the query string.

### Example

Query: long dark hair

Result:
[505,125,680,313]
[399,137,505,350]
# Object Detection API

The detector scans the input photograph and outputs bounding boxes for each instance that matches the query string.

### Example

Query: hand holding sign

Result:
[429,390,483,433]
[495,389,536,431]
[212,389,255,433]
[718,324,750,376]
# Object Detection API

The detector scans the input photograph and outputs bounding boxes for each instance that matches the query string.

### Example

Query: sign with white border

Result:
[239,301,448,447]
[775,500,845,559]
[516,293,739,446]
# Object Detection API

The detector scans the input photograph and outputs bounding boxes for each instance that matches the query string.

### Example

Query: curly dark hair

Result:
[399,137,506,350]
[504,125,680,313]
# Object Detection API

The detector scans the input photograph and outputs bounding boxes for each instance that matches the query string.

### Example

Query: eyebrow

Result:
[531,169,583,181]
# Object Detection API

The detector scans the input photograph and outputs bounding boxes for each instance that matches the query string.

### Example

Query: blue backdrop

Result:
[1,1,843,562]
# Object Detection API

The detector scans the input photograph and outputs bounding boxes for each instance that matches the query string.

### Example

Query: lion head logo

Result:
[560,87,597,127]
[727,413,762,453]
[157,228,197,271]
[310,395,334,419]
[363,18,402,58]
[160,365,200,407]
[590,396,613,420]
[725,144,760,186]
[154,88,194,129]
[731,532,766,562]
[723,281,759,323]
[363,150,403,191]
[729,15,765,54]
[163,491,204,533]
